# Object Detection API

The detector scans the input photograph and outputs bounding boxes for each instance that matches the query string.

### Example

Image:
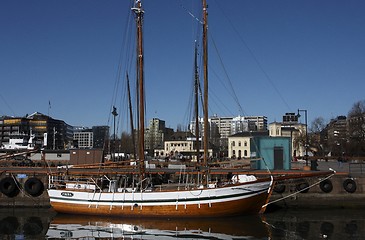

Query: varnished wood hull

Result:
[48,179,272,217]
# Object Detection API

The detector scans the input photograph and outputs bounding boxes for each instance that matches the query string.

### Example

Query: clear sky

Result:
[1,0,365,131]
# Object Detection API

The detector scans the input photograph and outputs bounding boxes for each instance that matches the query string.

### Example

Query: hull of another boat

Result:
[48,180,272,217]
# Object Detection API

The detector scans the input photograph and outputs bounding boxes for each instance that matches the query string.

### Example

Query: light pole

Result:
[297,109,308,166]
[112,106,118,162]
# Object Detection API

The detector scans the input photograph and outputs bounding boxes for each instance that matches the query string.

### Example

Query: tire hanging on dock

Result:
[343,179,356,193]
[24,177,44,197]
[0,176,20,197]
[319,179,333,193]
[296,181,309,193]
[273,184,286,194]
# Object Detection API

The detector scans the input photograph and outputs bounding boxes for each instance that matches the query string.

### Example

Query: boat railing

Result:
[48,175,101,192]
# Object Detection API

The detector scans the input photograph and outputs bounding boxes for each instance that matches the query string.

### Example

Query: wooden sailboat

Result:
[47,0,274,218]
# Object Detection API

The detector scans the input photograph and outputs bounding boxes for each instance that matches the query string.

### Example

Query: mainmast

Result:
[194,42,200,163]
[202,0,209,167]
[132,0,145,178]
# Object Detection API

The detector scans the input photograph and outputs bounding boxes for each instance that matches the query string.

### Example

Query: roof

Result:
[229,131,269,138]
[166,131,195,141]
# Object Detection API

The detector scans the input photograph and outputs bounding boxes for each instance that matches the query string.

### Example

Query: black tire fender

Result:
[274,184,286,193]
[0,177,20,197]
[343,179,357,193]
[24,177,44,197]
[296,181,309,193]
[320,179,333,193]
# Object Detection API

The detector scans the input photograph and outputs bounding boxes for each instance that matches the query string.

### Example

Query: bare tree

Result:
[310,117,326,133]
[348,100,365,156]
[309,117,328,156]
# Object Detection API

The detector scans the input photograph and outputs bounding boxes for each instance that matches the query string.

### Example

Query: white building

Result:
[73,131,93,149]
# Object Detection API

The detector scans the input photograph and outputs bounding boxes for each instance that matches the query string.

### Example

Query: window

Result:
[244,141,247,147]
[232,141,235,147]
[244,150,248,157]
[238,141,241,147]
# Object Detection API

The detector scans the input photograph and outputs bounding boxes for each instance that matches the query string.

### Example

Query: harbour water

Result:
[0,207,364,239]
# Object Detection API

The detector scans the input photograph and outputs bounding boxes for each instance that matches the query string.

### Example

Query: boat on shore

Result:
[47,0,274,218]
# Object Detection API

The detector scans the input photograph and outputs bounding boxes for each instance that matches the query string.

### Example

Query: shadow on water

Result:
[1,207,365,239]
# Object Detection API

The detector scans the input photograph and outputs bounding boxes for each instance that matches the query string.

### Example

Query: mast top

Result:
[132,0,144,14]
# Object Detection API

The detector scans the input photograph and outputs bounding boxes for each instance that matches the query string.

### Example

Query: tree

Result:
[310,117,326,133]
[347,100,365,156]
[309,117,328,156]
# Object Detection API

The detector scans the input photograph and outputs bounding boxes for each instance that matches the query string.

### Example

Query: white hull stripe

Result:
[49,187,269,204]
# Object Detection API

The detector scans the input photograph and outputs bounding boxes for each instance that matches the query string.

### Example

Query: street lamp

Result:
[112,106,118,162]
[297,109,308,166]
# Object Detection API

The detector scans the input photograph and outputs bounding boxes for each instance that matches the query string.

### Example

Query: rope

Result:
[262,169,336,208]
[10,174,39,204]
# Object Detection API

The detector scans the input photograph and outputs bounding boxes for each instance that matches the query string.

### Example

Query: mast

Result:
[126,73,137,160]
[202,0,209,167]
[194,42,200,163]
[132,0,145,178]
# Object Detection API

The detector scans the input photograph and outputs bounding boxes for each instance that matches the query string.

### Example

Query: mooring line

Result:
[262,169,336,208]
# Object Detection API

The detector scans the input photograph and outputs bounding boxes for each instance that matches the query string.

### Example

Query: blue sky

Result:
[1,0,365,131]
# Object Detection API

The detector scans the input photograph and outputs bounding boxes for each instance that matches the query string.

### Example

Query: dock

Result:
[0,159,364,209]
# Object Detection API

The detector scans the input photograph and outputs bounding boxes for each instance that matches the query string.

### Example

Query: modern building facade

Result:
[0,112,73,150]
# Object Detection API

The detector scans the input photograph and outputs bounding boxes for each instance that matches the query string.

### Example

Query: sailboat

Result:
[47,0,274,218]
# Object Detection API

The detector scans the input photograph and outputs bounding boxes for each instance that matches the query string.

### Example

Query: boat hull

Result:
[48,180,272,217]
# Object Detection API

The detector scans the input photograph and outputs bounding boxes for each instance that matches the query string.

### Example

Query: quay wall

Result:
[269,174,365,209]
[0,170,50,207]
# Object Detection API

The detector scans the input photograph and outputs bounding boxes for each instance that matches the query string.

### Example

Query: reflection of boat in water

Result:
[47,213,270,239]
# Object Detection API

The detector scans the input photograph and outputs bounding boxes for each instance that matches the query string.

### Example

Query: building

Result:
[269,113,307,158]
[69,148,104,165]
[144,118,174,155]
[73,126,109,149]
[92,126,109,149]
[0,112,73,150]
[243,116,268,131]
[250,137,291,170]
[192,115,268,139]
[228,131,269,159]
[73,128,93,149]
[154,131,213,161]
[325,116,348,157]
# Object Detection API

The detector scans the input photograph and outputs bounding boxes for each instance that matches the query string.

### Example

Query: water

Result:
[0,207,363,239]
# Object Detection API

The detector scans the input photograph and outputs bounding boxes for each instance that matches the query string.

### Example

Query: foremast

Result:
[132,0,145,179]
